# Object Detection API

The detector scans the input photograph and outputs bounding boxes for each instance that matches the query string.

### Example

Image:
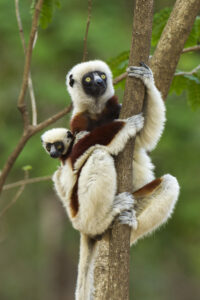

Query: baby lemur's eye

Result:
[55,142,64,152]
[67,131,73,139]
[85,77,91,83]
[101,74,106,80]
[46,143,51,152]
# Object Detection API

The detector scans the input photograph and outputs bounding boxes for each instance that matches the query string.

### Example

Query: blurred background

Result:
[0,0,200,299]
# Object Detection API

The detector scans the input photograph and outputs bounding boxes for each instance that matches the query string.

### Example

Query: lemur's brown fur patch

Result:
[70,95,121,133]
[70,161,87,218]
[133,178,163,198]
[70,113,89,134]
[70,120,125,167]
[70,177,79,218]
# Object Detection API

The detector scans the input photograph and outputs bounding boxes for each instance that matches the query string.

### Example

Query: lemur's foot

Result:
[127,62,154,86]
[113,192,134,215]
[127,113,144,133]
[118,209,138,230]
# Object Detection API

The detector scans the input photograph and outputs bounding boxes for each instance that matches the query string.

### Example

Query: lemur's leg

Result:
[127,63,166,152]
[130,174,179,244]
[117,174,179,244]
[76,149,135,236]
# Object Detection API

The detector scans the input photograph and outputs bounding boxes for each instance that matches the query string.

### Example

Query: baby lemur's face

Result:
[41,128,73,158]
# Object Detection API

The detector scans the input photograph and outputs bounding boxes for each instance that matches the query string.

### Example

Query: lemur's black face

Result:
[81,71,107,97]
[46,141,65,158]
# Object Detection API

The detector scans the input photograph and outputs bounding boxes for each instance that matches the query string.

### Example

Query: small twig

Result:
[17,0,43,125]
[82,0,92,62]
[182,45,200,54]
[33,104,72,134]
[15,0,26,50]
[113,72,127,85]
[0,171,29,218]
[175,64,200,76]
[3,175,51,191]
[28,76,37,125]
[15,0,38,126]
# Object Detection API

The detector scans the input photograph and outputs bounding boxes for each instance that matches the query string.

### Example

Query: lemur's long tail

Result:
[75,233,98,300]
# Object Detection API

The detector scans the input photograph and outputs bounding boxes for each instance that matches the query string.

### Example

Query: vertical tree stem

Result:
[151,0,200,99]
[93,1,154,299]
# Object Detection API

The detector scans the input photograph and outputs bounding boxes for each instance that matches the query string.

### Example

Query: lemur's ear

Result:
[69,74,75,87]
[67,130,73,139]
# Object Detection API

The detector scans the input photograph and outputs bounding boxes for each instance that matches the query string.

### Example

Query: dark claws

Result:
[140,62,149,69]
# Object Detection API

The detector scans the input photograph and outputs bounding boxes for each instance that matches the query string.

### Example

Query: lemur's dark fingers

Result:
[139,62,149,70]
[118,210,138,230]
[133,177,163,199]
[127,66,152,76]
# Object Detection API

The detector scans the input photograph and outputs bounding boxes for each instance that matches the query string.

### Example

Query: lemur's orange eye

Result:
[57,144,62,150]
[101,74,106,80]
[85,77,91,82]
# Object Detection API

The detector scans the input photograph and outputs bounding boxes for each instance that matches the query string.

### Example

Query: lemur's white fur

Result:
[41,128,72,155]
[42,126,179,300]
[130,174,179,244]
[42,116,143,300]
[42,61,179,300]
[52,116,142,236]
[66,61,166,191]
[66,60,114,115]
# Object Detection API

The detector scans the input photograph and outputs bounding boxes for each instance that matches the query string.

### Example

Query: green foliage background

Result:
[0,0,200,299]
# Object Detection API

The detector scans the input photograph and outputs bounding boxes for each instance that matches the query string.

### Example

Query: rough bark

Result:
[151,0,200,99]
[93,0,200,299]
[93,1,154,299]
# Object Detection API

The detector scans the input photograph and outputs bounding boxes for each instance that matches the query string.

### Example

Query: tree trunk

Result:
[93,0,200,299]
[151,0,200,99]
[93,1,154,299]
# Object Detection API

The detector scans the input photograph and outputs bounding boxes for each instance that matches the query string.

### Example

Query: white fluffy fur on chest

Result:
[52,160,76,214]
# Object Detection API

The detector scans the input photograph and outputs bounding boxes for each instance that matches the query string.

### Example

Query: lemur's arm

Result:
[127,63,166,152]
[70,114,144,167]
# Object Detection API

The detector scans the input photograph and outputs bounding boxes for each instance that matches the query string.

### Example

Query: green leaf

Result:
[170,75,188,95]
[185,16,200,47]
[22,165,32,171]
[107,51,129,89]
[152,8,172,47]
[31,0,61,29]
[187,74,200,110]
[170,73,200,110]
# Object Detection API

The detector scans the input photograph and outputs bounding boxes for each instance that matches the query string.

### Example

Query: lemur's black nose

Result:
[50,151,60,158]
[96,78,104,86]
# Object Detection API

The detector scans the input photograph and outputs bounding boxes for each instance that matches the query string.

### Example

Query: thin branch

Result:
[33,104,72,134]
[113,72,127,85]
[182,45,200,53]
[28,76,37,125]
[3,175,51,191]
[0,171,28,218]
[17,0,43,119]
[15,0,26,50]
[15,0,38,126]
[175,64,200,76]
[82,0,92,62]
